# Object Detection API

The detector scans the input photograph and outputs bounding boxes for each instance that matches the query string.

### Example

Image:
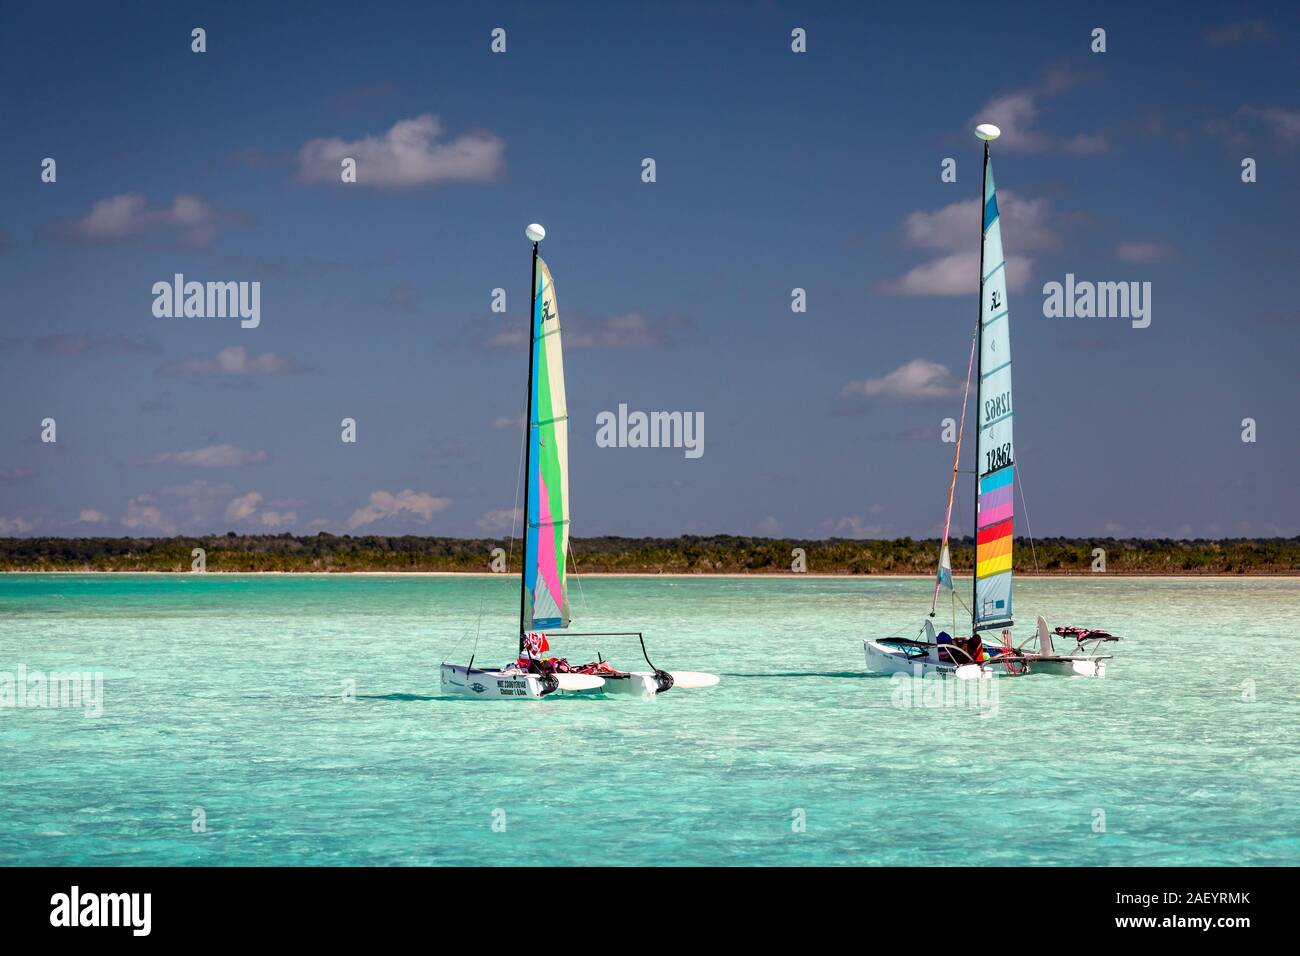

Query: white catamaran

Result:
[864,125,1119,680]
[441,224,720,700]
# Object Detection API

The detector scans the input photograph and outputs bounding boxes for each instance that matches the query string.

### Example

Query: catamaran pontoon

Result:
[864,125,1119,680]
[441,224,719,699]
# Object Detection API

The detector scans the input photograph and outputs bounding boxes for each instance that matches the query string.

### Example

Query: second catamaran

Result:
[440,224,719,699]
[864,125,1119,679]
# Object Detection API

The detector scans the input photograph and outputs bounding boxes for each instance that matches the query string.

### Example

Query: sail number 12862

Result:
[985,443,1012,473]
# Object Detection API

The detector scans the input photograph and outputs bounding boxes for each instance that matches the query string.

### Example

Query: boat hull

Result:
[863,640,994,679]
[440,663,556,699]
[864,640,1109,679]
[1023,655,1108,678]
[598,671,670,698]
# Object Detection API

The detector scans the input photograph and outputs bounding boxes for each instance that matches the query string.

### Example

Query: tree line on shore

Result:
[0,534,1297,574]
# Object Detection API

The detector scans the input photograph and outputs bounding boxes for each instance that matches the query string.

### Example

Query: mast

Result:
[971,137,989,633]
[519,234,541,652]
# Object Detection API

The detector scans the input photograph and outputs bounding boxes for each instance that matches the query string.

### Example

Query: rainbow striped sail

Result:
[974,157,1014,631]
[524,256,570,630]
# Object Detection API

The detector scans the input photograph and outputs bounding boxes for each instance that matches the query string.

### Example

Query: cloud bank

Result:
[298,114,504,188]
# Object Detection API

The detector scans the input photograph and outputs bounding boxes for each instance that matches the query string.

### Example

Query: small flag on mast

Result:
[936,544,953,591]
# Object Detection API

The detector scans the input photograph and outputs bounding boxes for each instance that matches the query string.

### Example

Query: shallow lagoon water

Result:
[1,573,1296,866]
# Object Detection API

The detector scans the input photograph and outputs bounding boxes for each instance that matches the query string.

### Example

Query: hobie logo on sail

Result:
[595,404,704,459]
[1041,274,1151,329]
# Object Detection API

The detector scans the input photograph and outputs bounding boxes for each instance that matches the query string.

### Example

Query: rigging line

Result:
[440,567,492,664]
[440,581,482,664]
[953,590,972,618]
[1015,464,1040,574]
[469,565,489,659]
[438,627,466,666]
[567,530,593,616]
[931,329,978,616]
[507,413,527,572]
[463,415,525,665]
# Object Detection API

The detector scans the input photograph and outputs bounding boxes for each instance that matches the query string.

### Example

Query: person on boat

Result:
[513,632,551,671]
[936,631,954,663]
[963,636,986,664]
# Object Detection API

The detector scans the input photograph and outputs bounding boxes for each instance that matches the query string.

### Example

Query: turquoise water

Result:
[1,573,1297,866]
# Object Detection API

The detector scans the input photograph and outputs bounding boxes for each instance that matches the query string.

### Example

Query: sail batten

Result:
[973,155,1014,632]
[523,256,570,631]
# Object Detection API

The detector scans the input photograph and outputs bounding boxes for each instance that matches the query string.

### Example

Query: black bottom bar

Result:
[0,867,1277,941]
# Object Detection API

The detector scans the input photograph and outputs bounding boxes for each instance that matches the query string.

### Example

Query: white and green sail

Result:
[523,255,570,630]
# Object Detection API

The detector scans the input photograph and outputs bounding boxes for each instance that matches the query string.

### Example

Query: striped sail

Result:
[524,256,570,630]
[974,158,1014,631]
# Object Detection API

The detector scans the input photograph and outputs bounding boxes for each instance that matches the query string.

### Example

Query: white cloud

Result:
[900,191,1059,252]
[879,190,1047,296]
[159,480,236,528]
[757,516,782,536]
[1238,105,1300,145]
[489,415,523,431]
[0,515,36,534]
[225,492,263,522]
[841,358,961,401]
[297,114,505,188]
[827,515,889,539]
[169,346,298,377]
[565,313,666,349]
[483,328,527,350]
[121,495,175,534]
[476,507,523,534]
[969,69,1109,155]
[66,193,229,244]
[259,510,297,529]
[76,509,108,524]
[349,489,451,529]
[1114,241,1180,264]
[36,334,160,357]
[151,445,270,468]
[1203,19,1274,47]
[483,312,670,351]
[220,491,297,529]
[877,252,1032,296]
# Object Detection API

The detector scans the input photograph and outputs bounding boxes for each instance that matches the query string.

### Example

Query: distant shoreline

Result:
[3,534,1297,575]
[2,570,1298,579]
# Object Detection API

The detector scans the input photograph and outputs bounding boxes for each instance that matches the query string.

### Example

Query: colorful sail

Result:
[931,333,976,612]
[524,256,570,630]
[974,157,1014,631]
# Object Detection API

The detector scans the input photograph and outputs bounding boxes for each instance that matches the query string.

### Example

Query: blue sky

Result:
[1,1,1297,540]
